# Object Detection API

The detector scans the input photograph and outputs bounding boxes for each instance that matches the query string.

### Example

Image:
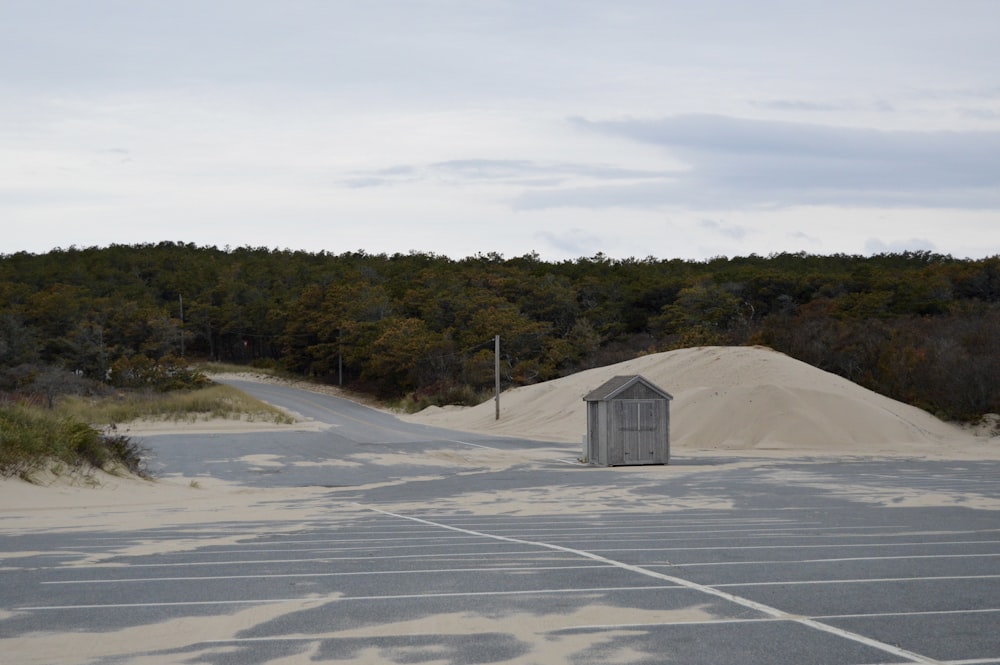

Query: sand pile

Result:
[403,346,977,454]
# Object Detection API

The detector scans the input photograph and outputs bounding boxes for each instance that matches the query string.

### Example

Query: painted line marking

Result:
[667,553,1000,567]
[207,535,488,547]
[19,585,680,611]
[493,526,925,538]
[146,540,530,554]
[43,563,616,585]
[187,617,799,644]
[447,439,499,450]
[480,523,903,534]
[360,505,948,665]
[713,573,1000,587]
[585,539,1000,553]
[62,549,588,568]
[816,608,1000,620]
[195,618,794,644]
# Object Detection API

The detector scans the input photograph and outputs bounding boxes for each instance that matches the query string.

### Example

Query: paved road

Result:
[141,378,574,489]
[2,379,999,664]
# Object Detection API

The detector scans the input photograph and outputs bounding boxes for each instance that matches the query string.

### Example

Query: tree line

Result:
[2,242,998,420]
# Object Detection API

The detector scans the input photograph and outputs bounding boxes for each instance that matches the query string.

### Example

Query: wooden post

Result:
[494,334,500,420]
[179,294,184,357]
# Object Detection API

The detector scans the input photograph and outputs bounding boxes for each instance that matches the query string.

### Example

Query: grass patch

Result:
[2,382,293,482]
[0,405,148,479]
[56,384,295,426]
[196,360,289,378]
[394,384,493,413]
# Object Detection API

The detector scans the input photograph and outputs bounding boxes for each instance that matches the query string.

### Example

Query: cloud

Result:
[962,108,1000,120]
[341,159,673,189]
[343,165,419,188]
[535,228,606,257]
[430,159,537,179]
[787,230,822,247]
[698,218,748,240]
[530,114,1000,211]
[750,98,898,114]
[750,99,849,112]
[864,237,937,255]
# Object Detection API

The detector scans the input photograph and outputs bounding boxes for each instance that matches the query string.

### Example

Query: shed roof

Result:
[583,374,673,402]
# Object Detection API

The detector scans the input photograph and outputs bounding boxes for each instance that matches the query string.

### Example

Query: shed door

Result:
[617,399,658,464]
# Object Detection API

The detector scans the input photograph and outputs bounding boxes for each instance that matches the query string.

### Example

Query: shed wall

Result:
[586,401,604,465]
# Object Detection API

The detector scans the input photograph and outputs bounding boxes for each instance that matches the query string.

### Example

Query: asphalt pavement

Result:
[1,379,998,664]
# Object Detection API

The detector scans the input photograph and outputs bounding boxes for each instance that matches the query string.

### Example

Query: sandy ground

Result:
[129,346,1000,457]
[2,346,999,664]
[5,345,998,514]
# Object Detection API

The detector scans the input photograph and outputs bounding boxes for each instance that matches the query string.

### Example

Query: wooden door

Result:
[617,399,658,464]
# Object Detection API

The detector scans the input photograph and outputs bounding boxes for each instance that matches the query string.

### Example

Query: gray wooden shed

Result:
[583,375,672,466]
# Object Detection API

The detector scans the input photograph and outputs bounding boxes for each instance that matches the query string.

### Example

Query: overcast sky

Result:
[2,1,999,261]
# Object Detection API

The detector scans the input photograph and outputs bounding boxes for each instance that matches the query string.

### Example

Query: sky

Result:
[2,0,999,262]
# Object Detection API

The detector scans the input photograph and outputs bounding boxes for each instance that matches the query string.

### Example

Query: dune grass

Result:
[0,405,147,479]
[1,383,294,481]
[196,360,289,378]
[56,384,295,426]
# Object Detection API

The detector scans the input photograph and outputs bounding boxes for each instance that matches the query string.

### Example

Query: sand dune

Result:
[403,346,990,456]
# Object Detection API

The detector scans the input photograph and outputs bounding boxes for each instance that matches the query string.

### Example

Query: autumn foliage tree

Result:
[2,243,998,419]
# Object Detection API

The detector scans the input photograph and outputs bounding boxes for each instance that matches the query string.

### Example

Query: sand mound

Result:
[403,346,979,454]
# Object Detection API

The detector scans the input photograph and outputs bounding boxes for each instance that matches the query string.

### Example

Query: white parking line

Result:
[714,573,1000,587]
[473,523,904,535]
[63,549,582,568]
[587,539,1000,553]
[439,516,796,525]
[43,563,616,585]
[667,553,1000,567]
[160,534,487,547]
[20,585,681,611]
[193,617,787,645]
[447,439,498,450]
[815,608,1000,620]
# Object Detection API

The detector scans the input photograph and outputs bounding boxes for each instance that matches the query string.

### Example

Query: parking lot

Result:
[4,459,999,664]
[2,381,999,664]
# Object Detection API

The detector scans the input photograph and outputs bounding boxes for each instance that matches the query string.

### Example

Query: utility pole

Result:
[494,334,501,420]
[98,326,106,381]
[179,294,184,357]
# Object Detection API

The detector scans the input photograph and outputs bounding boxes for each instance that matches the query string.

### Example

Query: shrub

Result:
[0,405,149,479]
[397,382,492,412]
[0,405,56,477]
[109,354,209,392]
[65,420,107,468]
[100,425,148,477]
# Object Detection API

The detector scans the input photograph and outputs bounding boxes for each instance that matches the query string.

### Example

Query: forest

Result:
[1,242,998,421]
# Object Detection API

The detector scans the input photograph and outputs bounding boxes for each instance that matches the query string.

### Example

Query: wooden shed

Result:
[583,375,672,466]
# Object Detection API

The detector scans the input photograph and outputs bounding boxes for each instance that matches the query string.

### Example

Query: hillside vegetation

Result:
[1,243,998,421]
